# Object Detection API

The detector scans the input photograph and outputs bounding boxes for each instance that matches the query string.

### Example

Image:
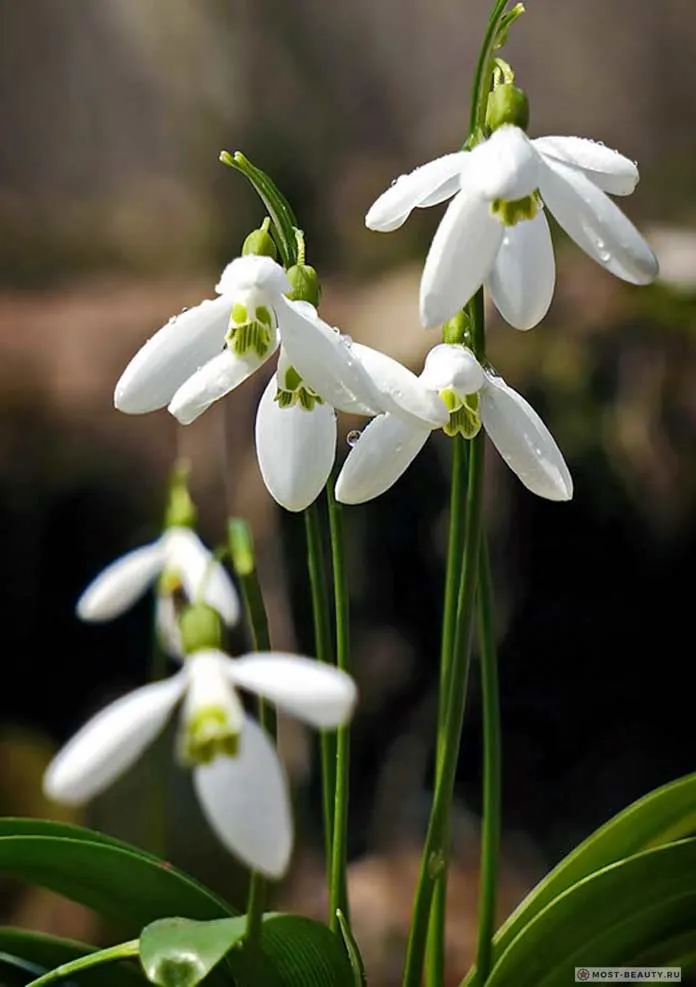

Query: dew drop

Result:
[180,306,189,313]
[342,334,353,347]
[346,429,361,447]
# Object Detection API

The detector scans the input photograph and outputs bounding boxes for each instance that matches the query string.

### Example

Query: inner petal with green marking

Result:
[275,362,324,412]
[225,301,276,358]
[440,387,482,439]
[180,706,240,765]
[490,190,540,226]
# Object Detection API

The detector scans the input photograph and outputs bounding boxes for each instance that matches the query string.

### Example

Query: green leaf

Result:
[482,839,696,987]
[24,942,140,987]
[140,917,246,987]
[219,151,298,268]
[0,929,147,987]
[467,771,696,980]
[0,819,162,860]
[0,828,235,932]
[140,914,354,987]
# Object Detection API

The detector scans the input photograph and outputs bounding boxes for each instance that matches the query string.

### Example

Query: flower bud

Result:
[242,227,278,260]
[286,263,322,307]
[179,603,224,654]
[486,84,530,133]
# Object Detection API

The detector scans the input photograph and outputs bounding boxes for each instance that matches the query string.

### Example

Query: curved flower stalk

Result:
[366,126,659,330]
[115,254,446,512]
[43,649,357,878]
[77,527,240,654]
[335,343,573,504]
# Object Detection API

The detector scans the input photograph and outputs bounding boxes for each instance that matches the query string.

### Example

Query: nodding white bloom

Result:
[366,126,659,331]
[43,649,357,878]
[335,343,573,504]
[76,528,240,648]
[115,253,446,513]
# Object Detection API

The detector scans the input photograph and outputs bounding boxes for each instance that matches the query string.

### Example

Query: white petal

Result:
[155,594,184,659]
[420,343,485,394]
[486,211,556,330]
[164,528,240,625]
[365,152,468,232]
[480,373,573,501]
[533,136,638,196]
[43,673,186,804]
[420,190,503,329]
[275,297,383,415]
[183,651,244,732]
[334,413,432,505]
[538,156,659,285]
[349,343,448,426]
[215,255,291,298]
[168,343,277,425]
[194,714,292,878]
[226,653,357,729]
[468,125,540,202]
[114,296,231,415]
[255,375,336,512]
[76,540,167,621]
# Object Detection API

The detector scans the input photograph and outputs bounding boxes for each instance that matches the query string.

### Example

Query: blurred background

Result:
[1,1,696,983]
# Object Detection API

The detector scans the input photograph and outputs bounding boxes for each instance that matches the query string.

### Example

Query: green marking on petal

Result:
[226,319,274,358]
[283,364,303,392]
[255,305,272,326]
[181,707,240,765]
[274,363,324,411]
[491,192,539,226]
[231,302,247,324]
[442,391,482,439]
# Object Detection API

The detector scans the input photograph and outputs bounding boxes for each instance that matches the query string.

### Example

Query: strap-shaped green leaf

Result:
[0,929,146,987]
[464,770,696,981]
[0,824,235,932]
[480,838,696,987]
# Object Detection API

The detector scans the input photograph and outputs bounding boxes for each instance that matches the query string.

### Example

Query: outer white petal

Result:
[168,342,278,425]
[480,373,573,501]
[76,540,167,621]
[420,343,485,395]
[533,136,638,196]
[420,189,503,328]
[156,593,184,659]
[226,653,357,729]
[350,343,448,426]
[215,255,291,298]
[114,296,231,415]
[538,157,659,285]
[334,413,432,505]
[164,528,240,625]
[365,152,468,232]
[194,714,292,878]
[275,297,383,415]
[486,211,556,330]
[255,375,336,512]
[468,125,540,201]
[43,673,186,804]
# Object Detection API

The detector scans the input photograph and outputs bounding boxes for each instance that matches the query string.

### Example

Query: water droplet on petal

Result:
[342,335,353,347]
[346,430,361,447]
[180,306,189,313]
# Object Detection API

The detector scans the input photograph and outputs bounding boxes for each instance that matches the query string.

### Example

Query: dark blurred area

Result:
[1,1,696,983]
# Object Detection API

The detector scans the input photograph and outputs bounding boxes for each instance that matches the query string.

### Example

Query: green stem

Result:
[425,436,469,987]
[304,502,337,889]
[471,538,501,986]
[468,0,514,138]
[227,519,276,945]
[24,942,139,987]
[327,481,351,932]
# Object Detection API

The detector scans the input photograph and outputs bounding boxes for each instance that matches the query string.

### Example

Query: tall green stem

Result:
[468,0,513,138]
[471,539,501,986]
[228,519,276,946]
[304,502,337,889]
[327,481,351,932]
[425,436,470,987]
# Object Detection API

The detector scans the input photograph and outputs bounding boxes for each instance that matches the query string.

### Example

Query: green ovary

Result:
[491,191,540,227]
[182,707,239,765]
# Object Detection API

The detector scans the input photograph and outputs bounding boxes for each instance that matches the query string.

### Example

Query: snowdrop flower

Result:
[335,343,573,504]
[115,252,446,512]
[43,649,357,877]
[77,527,240,647]
[366,126,659,330]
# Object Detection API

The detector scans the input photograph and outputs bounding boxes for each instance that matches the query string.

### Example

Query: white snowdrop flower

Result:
[43,649,357,878]
[335,343,573,504]
[366,127,658,331]
[76,526,240,633]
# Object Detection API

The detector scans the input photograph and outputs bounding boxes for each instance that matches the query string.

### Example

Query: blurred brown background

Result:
[1,1,696,984]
